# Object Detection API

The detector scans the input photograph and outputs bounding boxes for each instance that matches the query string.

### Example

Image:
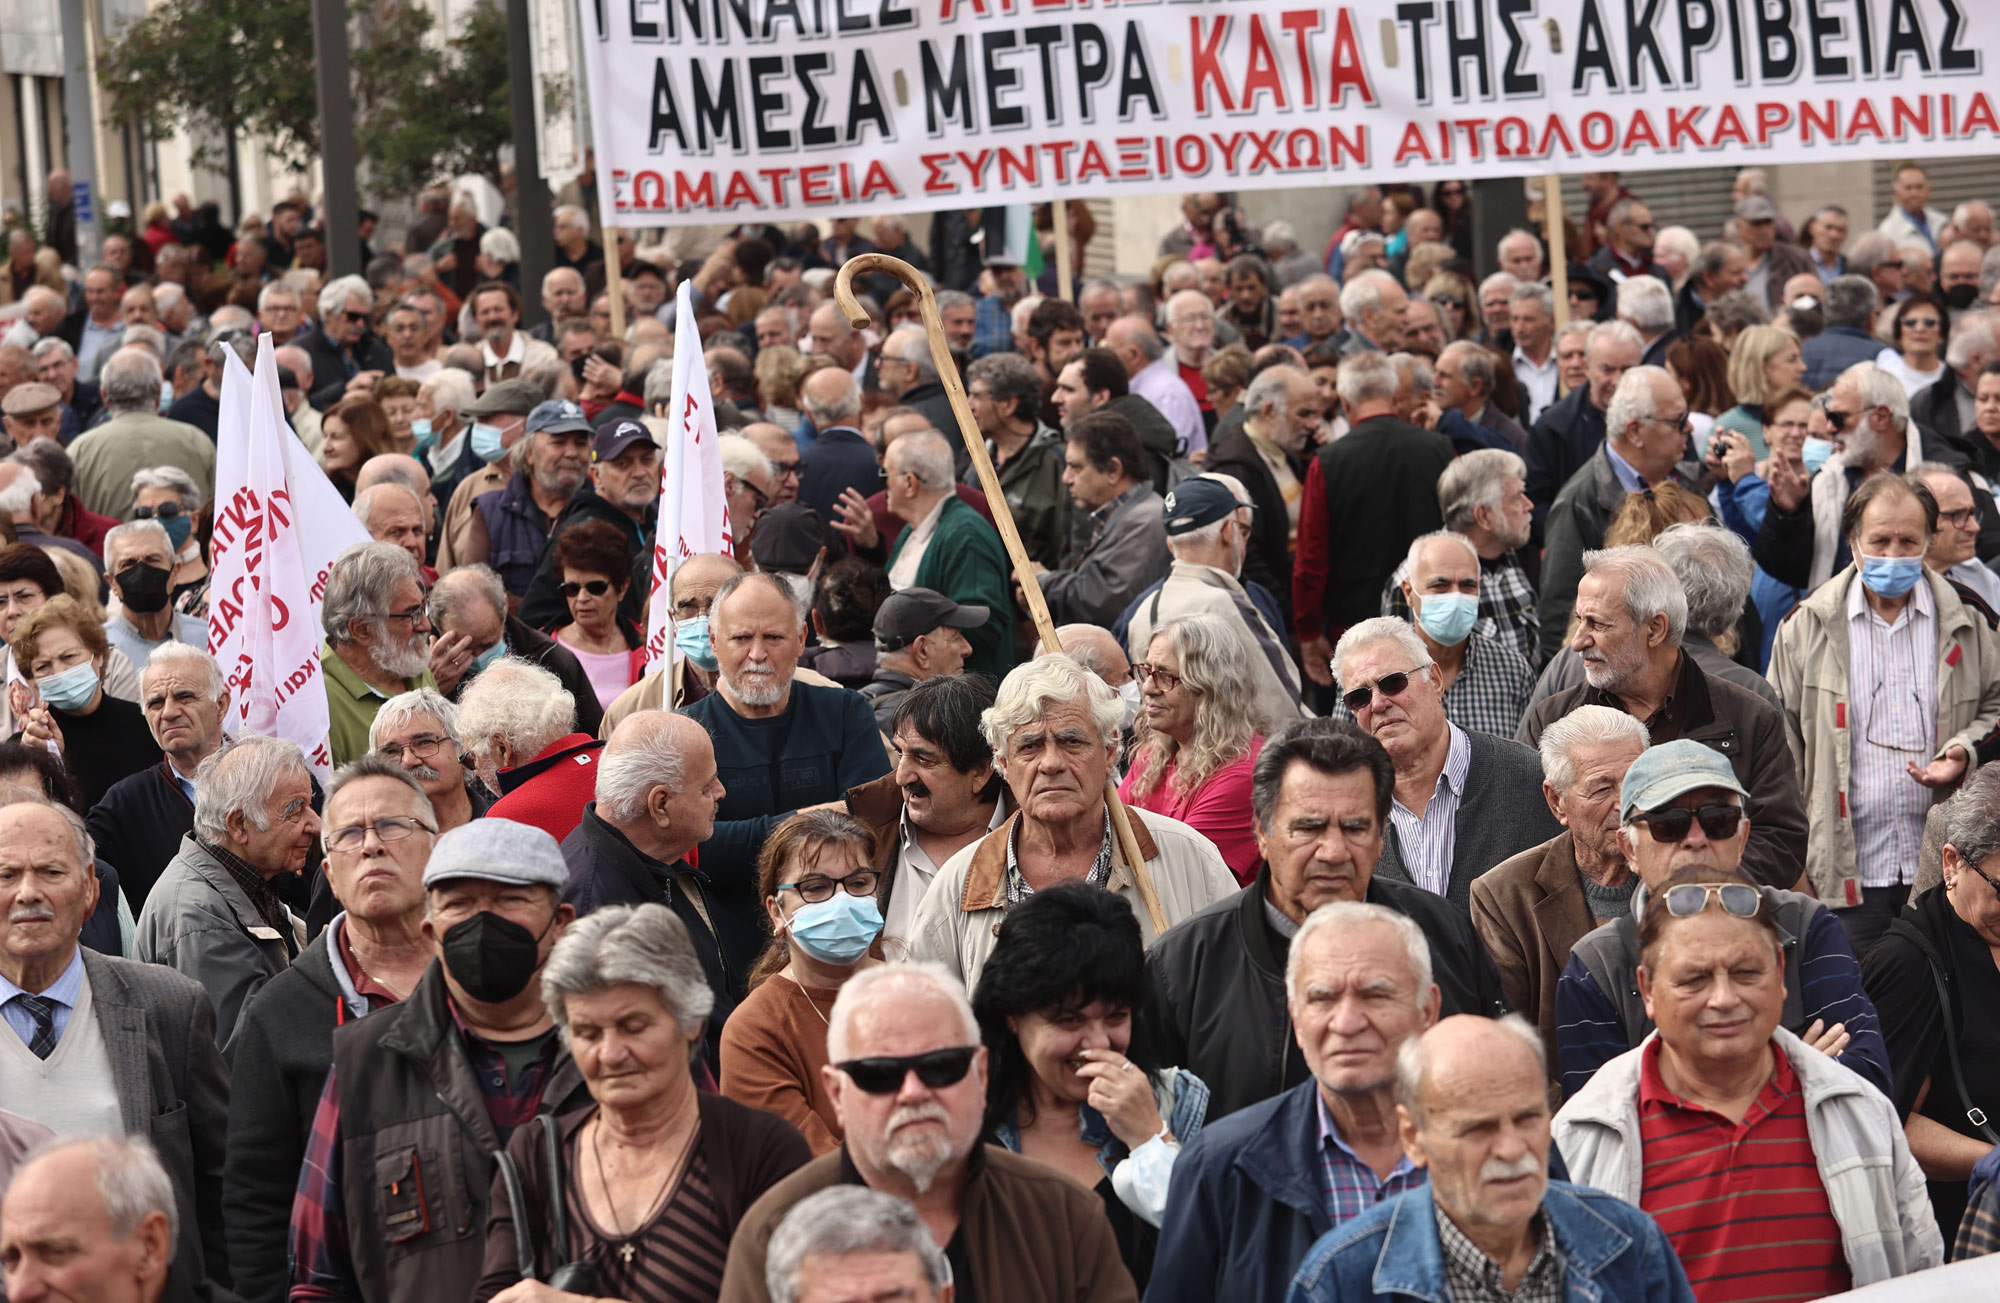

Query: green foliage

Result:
[354,0,514,196]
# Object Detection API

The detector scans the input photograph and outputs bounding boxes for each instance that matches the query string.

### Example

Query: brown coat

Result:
[1468,831,1596,1077]
[718,1145,1138,1303]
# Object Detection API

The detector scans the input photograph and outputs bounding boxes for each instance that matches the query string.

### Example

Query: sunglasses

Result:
[133,501,184,521]
[1662,882,1762,919]
[1632,804,1744,843]
[560,579,613,598]
[341,310,370,324]
[1341,666,1426,714]
[834,1046,979,1095]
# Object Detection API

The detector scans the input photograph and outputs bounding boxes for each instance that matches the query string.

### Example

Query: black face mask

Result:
[441,910,548,1004]
[116,562,172,614]
[1946,283,1980,311]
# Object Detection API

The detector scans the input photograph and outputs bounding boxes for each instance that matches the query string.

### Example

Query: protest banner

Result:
[643,282,736,674]
[576,0,1996,226]
[206,336,372,781]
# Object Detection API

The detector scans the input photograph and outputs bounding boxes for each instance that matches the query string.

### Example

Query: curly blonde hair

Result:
[1127,614,1263,803]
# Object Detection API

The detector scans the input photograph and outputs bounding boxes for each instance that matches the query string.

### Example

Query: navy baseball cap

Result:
[593,418,658,462]
[1162,476,1250,536]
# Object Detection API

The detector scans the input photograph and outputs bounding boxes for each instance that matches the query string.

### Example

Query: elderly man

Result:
[1915,460,2000,608]
[682,571,891,976]
[0,456,96,575]
[100,520,203,669]
[435,378,542,570]
[134,735,318,1045]
[1381,450,1538,667]
[0,798,229,1279]
[1379,532,1534,737]
[1671,240,1749,336]
[457,654,599,842]
[428,562,602,735]
[1497,229,1544,283]
[368,688,486,834]
[1332,618,1557,909]
[1295,353,1454,689]
[1103,314,1205,457]
[1736,196,1817,309]
[1163,289,1220,443]
[1769,471,2000,955]
[797,367,884,520]
[1615,274,1679,368]
[301,275,392,409]
[66,266,127,382]
[1586,195,1661,284]
[964,351,1070,568]
[1337,270,1409,357]
[1285,274,1347,353]
[722,433,777,561]
[1536,365,1696,661]
[516,416,661,630]
[1,381,63,450]
[1524,545,1806,888]
[352,483,430,578]
[222,756,437,1303]
[1523,320,1643,536]
[70,348,215,521]
[1288,1015,1695,1303]
[719,964,1134,1303]
[467,282,556,385]
[1430,341,1528,454]
[289,819,591,1303]
[879,430,1013,683]
[321,542,438,767]
[1031,410,1170,628]
[1800,274,1886,389]
[908,655,1233,987]
[1507,283,1559,425]
[859,588,984,730]
[1913,304,1997,447]
[762,1186,952,1303]
[1144,720,1507,1122]
[1554,862,1941,1292]
[1203,364,1319,629]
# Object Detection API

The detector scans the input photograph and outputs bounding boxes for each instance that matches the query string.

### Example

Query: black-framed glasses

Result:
[341,310,370,324]
[1341,666,1427,714]
[1940,507,1978,530]
[560,579,612,599]
[1961,859,2000,903]
[376,735,450,763]
[740,479,770,510]
[326,814,437,853]
[776,869,881,904]
[1646,411,1693,434]
[1823,407,1856,429]
[1632,804,1744,843]
[1132,663,1183,692]
[369,605,428,625]
[834,1046,979,1095]
[132,501,184,521]
[1662,882,1762,919]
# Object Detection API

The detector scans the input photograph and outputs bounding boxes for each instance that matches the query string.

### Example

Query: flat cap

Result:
[422,817,569,891]
[1,383,60,416]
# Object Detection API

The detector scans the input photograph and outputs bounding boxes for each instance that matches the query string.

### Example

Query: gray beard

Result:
[373,635,431,681]
[726,667,788,707]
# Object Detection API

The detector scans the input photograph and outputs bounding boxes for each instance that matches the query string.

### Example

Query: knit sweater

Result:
[87,760,195,911]
[717,973,844,1156]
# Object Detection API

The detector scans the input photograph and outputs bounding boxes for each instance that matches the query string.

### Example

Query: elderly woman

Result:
[1861,764,2000,1249]
[477,903,811,1303]
[0,544,139,735]
[1710,385,1816,666]
[550,520,644,709]
[1877,291,1951,400]
[321,396,397,502]
[1422,270,1478,344]
[8,594,162,808]
[477,227,521,286]
[1118,614,1268,885]
[754,346,809,433]
[973,883,1207,1290]
[719,810,882,1155]
[1709,325,1807,460]
[130,466,208,610]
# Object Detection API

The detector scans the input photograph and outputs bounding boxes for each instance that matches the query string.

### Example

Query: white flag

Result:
[643,282,735,674]
[206,335,372,781]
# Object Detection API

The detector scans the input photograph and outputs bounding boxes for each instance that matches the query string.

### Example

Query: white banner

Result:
[643,282,736,674]
[577,0,1996,226]
[206,337,372,782]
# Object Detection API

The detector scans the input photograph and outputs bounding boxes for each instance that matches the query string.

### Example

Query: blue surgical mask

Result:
[160,514,193,551]
[36,662,99,713]
[785,892,883,966]
[1801,437,1835,475]
[159,380,174,412]
[1415,592,1479,646]
[1858,553,1925,599]
[472,638,507,674]
[411,418,435,454]
[675,615,717,672]
[469,421,506,463]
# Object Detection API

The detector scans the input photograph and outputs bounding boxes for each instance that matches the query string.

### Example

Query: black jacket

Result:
[299,325,394,411]
[1523,384,1608,538]
[1309,414,1454,632]
[1140,865,1510,1121]
[1537,447,1697,663]
[1374,730,1564,911]
[1203,425,1302,635]
[517,485,651,631]
[88,760,195,910]
[1103,393,1183,495]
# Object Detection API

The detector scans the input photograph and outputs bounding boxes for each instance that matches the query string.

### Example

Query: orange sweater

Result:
[718,973,843,1155]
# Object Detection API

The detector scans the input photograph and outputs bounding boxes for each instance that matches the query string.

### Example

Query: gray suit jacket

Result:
[1376,729,1564,911]
[82,947,232,1284]
[1039,483,1171,627]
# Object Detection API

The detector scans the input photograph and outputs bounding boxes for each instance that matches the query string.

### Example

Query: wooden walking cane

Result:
[834,253,1170,936]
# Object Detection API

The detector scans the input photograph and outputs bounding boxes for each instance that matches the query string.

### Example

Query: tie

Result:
[12,994,57,1059]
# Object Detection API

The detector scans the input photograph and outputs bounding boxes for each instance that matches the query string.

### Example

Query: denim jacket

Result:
[996,1066,1209,1227]
[1285,1180,1695,1303]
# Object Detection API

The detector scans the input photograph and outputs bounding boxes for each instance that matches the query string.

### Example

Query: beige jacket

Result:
[1767,565,2000,906]
[436,461,509,572]
[907,805,1236,990]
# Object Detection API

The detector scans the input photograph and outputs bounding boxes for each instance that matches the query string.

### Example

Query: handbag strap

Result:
[1891,918,2000,1145]
[493,1148,537,1283]
[541,1113,575,1269]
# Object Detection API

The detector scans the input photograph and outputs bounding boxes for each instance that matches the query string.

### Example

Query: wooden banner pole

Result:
[1052,200,1075,304]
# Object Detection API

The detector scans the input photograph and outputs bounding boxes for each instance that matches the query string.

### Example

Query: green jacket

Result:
[888,496,1016,684]
[321,638,439,768]
[979,424,1071,569]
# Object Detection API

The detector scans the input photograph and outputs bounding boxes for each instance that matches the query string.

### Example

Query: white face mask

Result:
[1117,679,1142,729]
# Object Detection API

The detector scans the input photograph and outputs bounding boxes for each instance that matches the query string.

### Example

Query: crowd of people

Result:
[2,159,2000,1303]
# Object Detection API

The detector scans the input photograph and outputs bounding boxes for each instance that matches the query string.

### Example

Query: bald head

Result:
[598,696,722,859]
[809,302,865,369]
[670,551,744,622]
[1037,624,1132,687]
[0,1138,177,1303]
[355,453,432,498]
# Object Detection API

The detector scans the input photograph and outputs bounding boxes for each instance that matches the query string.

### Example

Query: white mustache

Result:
[1481,1153,1543,1183]
[7,907,53,924]
[738,664,775,676]
[886,1103,951,1133]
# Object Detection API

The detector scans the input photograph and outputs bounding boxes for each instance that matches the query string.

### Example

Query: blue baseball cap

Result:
[1619,739,1749,821]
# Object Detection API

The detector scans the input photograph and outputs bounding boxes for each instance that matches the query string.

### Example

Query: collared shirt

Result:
[332,918,403,1011]
[1385,552,1540,667]
[885,801,1006,955]
[1812,250,1845,283]
[1314,1089,1425,1227]
[1436,633,1536,739]
[1388,723,1471,897]
[77,316,122,382]
[1003,815,1113,905]
[1245,428,1304,538]
[972,293,1013,359]
[1436,1207,1564,1303]
[1577,652,1688,741]
[1604,442,1648,493]
[480,331,527,383]
[1133,353,1208,455]
[197,836,296,951]
[887,494,949,589]
[0,947,83,1049]
[1845,574,1938,887]
[1512,345,1559,426]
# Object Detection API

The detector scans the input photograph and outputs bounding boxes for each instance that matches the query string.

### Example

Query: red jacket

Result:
[60,496,118,560]
[487,732,604,843]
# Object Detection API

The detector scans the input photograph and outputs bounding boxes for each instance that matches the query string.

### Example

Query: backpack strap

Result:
[1888,917,2000,1145]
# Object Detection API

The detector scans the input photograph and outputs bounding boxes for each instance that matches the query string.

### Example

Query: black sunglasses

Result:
[560,579,612,598]
[1341,667,1424,714]
[1662,882,1762,919]
[341,310,370,324]
[132,501,184,521]
[1633,804,1744,843]
[834,1046,979,1095]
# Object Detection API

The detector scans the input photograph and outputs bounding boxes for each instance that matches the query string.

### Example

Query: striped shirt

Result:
[1636,1040,1852,1303]
[1844,577,1937,887]
[1316,1088,1426,1227]
[1388,723,1471,898]
[1383,552,1541,668]
[565,1136,729,1300]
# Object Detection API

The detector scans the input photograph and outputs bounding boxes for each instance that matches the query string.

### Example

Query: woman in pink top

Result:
[1118,613,1273,884]
[549,519,646,709]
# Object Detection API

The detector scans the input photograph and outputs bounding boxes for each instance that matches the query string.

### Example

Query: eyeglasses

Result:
[1645,411,1693,434]
[739,479,770,511]
[1631,804,1744,842]
[834,1046,979,1095]
[1823,407,1856,429]
[771,460,801,480]
[377,734,451,763]
[133,501,184,521]
[341,310,370,324]
[326,814,437,853]
[777,869,881,904]
[1662,882,1763,919]
[1433,295,1467,310]
[1903,316,1942,330]
[1961,860,2000,903]
[560,579,613,598]
[1341,666,1428,714]
[1940,506,1979,530]
[1131,663,1184,692]
[369,604,429,625]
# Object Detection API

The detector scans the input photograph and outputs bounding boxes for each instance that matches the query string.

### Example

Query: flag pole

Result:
[606,249,629,343]
[1052,200,1075,304]
[1544,175,1571,334]
[835,253,1167,935]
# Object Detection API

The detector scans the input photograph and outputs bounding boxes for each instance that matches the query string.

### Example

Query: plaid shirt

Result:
[1383,551,1541,668]
[972,293,1013,359]
[1316,1090,1426,1227]
[288,1005,562,1302]
[1437,1207,1564,1303]
[1957,1179,2000,1260]
[1004,816,1113,904]
[199,836,296,951]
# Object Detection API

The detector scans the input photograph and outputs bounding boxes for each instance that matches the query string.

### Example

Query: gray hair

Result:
[766,1186,950,1303]
[1823,274,1879,330]
[1395,1014,1543,1121]
[1581,545,1688,645]
[1981,247,2000,299]
[129,465,201,512]
[965,352,1042,416]
[455,656,575,768]
[541,902,716,1037]
[0,467,38,518]
[14,1136,179,1251]
[1847,232,1899,277]
[99,347,166,415]
[1402,529,1478,576]
[883,325,938,385]
[935,289,976,313]
[1538,705,1650,793]
[718,433,775,490]
[104,519,172,570]
[428,564,508,631]
[801,368,863,427]
[1240,366,1300,423]
[983,655,1123,754]
[1390,352,1434,399]
[192,734,309,842]
[641,356,676,409]
[367,687,463,751]
[1844,360,1911,431]
[322,541,424,644]
[1498,228,1541,261]
[353,482,425,532]
[421,367,477,420]
[318,274,373,322]
[594,724,688,825]
[29,336,74,364]
[1437,341,1495,396]
[1338,269,1402,322]
[1129,613,1266,799]
[122,325,168,360]
[1947,312,1999,372]
[1692,241,1738,286]
[1479,271,1521,302]
[1588,319,1646,358]
[887,430,954,492]
[1707,291,1771,336]
[1653,523,1753,641]
[826,962,978,1062]
[257,281,300,312]
[1331,616,1433,689]
[1604,365,1671,446]
[1335,351,1397,407]
[0,788,97,869]
[1285,901,1434,1009]
[1939,762,2000,869]
[1616,275,1675,333]
[1438,448,1525,533]
[143,642,226,700]
[553,204,589,234]
[1508,282,1554,316]
[324,751,435,825]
